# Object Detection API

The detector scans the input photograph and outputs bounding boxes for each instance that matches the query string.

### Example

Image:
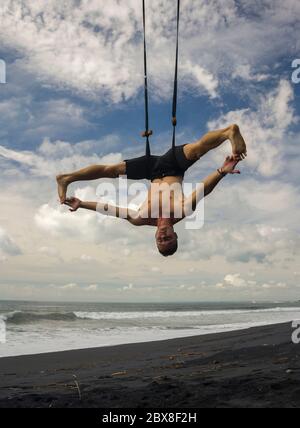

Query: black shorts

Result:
[125,145,196,181]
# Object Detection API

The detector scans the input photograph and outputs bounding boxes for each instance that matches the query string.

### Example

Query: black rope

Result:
[172,0,180,152]
[142,0,152,158]
[141,0,180,160]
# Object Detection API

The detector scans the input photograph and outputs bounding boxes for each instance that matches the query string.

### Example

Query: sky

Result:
[0,0,300,303]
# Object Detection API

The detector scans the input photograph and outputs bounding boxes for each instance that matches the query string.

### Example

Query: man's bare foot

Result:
[56,175,70,204]
[229,124,247,159]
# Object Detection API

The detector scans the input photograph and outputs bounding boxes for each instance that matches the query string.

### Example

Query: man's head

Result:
[155,223,178,257]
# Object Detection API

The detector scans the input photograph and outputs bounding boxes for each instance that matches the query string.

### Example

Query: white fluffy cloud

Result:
[1,0,299,102]
[180,222,299,265]
[207,80,296,177]
[0,137,122,177]
[216,274,248,289]
[34,199,153,254]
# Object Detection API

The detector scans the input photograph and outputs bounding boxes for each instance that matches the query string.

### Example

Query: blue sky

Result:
[1,49,299,153]
[0,0,300,302]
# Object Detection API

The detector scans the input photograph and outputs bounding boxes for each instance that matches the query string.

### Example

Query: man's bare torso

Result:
[136,176,185,226]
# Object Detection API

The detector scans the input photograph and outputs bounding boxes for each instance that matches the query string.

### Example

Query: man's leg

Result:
[56,162,126,203]
[183,124,247,162]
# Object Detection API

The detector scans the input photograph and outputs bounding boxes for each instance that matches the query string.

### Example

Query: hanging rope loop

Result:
[141,130,153,138]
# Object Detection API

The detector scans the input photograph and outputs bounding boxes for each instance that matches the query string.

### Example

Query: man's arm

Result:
[64,198,144,226]
[184,155,241,216]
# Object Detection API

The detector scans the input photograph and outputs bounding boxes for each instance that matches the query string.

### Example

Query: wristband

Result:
[217,168,227,177]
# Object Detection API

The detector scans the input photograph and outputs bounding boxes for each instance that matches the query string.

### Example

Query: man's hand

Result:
[220,155,242,175]
[64,197,82,212]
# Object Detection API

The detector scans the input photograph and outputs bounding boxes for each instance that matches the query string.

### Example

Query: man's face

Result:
[155,225,178,256]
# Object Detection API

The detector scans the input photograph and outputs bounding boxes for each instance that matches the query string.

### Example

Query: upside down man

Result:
[57,124,247,257]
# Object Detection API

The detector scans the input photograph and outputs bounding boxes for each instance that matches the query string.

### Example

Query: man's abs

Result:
[138,177,184,222]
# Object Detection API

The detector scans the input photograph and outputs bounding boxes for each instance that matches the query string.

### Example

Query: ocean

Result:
[0,300,300,358]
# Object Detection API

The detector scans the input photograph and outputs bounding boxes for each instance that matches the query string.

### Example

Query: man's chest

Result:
[139,187,185,220]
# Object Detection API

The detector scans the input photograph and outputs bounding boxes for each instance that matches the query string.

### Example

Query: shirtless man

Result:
[57,124,247,257]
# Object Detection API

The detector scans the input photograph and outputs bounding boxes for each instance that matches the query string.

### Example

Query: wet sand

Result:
[0,322,299,408]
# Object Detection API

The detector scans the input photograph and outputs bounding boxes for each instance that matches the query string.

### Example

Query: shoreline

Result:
[0,322,299,408]
[1,319,295,359]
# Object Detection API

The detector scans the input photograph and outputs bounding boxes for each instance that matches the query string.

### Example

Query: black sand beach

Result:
[0,323,299,408]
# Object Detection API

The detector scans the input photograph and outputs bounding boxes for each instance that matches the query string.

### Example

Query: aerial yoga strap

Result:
[171,0,180,155]
[141,0,181,158]
[141,0,152,158]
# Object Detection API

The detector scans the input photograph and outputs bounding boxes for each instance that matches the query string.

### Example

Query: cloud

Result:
[39,246,58,257]
[207,80,296,177]
[203,178,300,230]
[35,204,99,240]
[216,274,287,291]
[217,274,247,289]
[0,227,21,256]
[34,193,153,256]
[177,284,196,292]
[182,61,219,99]
[232,64,270,82]
[1,0,299,102]
[180,222,300,265]
[0,95,93,145]
[262,282,287,290]
[85,284,98,292]
[80,254,96,263]
[0,137,123,177]
[60,283,78,290]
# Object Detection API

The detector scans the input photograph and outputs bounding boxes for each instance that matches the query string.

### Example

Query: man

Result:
[57,124,247,257]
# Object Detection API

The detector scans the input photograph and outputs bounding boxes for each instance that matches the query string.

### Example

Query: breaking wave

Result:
[1,307,299,325]
[0,311,77,324]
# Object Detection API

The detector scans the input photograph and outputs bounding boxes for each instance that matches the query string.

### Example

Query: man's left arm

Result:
[64,198,143,225]
[184,155,241,216]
